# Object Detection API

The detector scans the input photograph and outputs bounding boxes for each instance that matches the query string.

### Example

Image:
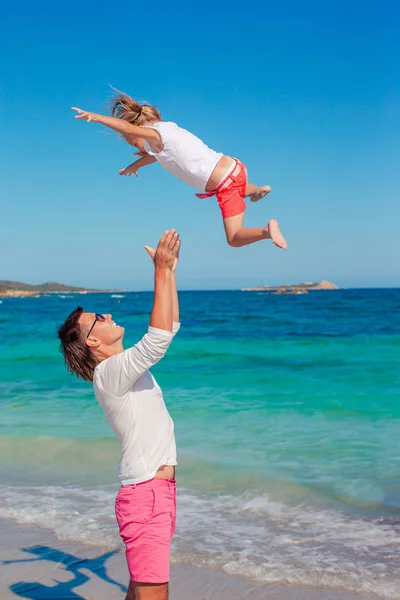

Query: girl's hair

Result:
[108,90,162,125]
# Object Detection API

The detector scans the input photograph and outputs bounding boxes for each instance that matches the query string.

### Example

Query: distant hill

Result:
[242,280,339,292]
[0,280,96,292]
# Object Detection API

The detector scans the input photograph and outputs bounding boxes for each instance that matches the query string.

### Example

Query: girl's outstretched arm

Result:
[119,155,157,177]
[71,107,160,144]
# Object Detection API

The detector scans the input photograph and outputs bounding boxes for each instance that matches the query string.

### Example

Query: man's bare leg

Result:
[125,580,169,600]
[125,580,135,600]
[246,183,271,202]
[224,213,287,249]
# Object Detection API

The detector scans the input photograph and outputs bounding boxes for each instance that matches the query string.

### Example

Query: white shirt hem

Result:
[120,461,178,486]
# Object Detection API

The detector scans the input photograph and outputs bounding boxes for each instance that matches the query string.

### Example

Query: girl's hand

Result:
[71,107,99,122]
[119,164,139,177]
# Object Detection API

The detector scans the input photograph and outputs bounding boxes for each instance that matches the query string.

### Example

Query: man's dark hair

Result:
[58,306,98,382]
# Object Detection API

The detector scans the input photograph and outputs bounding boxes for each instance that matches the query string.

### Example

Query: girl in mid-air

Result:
[72,92,287,250]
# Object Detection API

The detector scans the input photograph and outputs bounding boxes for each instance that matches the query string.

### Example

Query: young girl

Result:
[72,92,287,250]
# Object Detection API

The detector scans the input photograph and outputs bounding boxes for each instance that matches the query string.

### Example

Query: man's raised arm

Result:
[96,230,180,396]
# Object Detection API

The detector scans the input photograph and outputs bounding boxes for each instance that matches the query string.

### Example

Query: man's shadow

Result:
[3,545,127,599]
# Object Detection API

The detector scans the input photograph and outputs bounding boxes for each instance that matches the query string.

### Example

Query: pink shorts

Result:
[115,478,177,584]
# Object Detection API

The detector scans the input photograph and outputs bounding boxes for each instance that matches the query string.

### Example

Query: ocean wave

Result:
[0,483,399,599]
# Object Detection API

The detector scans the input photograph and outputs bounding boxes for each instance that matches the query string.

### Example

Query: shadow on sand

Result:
[3,544,127,599]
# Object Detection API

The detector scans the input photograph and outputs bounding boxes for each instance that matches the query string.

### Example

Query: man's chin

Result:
[111,325,125,343]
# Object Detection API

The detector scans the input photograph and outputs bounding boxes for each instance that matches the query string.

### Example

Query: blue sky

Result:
[1,0,399,290]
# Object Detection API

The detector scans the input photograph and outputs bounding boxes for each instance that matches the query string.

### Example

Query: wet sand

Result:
[0,519,381,600]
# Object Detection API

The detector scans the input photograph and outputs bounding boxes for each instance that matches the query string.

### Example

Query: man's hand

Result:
[150,230,180,272]
[145,239,180,273]
[119,164,139,177]
[71,107,99,122]
[149,231,179,332]
[146,233,180,326]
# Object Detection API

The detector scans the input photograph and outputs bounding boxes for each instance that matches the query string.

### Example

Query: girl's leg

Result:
[245,183,271,202]
[224,214,287,249]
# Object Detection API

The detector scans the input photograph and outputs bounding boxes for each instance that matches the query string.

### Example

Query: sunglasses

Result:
[87,313,106,338]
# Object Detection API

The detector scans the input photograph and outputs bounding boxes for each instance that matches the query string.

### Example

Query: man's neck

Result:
[95,341,124,363]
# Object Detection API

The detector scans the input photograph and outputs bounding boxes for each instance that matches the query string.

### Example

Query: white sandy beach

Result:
[0,519,382,600]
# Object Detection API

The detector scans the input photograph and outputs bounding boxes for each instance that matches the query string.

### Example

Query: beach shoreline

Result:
[0,518,381,600]
[2,290,399,599]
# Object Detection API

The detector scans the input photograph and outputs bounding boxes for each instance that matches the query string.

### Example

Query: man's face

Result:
[79,312,125,347]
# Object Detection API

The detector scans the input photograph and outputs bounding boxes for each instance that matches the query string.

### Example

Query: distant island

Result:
[0,280,119,298]
[242,280,339,294]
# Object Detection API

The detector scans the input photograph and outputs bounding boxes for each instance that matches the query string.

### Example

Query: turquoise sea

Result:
[1,290,399,598]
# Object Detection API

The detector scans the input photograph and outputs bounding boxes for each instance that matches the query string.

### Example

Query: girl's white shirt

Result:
[144,121,223,191]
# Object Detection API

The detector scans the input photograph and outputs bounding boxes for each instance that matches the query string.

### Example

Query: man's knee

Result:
[129,581,169,600]
[125,579,135,600]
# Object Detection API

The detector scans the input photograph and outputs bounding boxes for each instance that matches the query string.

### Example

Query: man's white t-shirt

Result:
[93,323,180,485]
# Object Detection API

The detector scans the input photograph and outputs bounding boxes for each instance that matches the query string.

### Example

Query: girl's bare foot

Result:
[264,219,287,250]
[248,185,272,202]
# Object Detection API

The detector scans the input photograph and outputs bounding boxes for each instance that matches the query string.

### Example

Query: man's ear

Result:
[86,336,101,349]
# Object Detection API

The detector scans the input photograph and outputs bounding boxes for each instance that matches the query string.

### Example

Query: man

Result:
[58,230,181,600]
